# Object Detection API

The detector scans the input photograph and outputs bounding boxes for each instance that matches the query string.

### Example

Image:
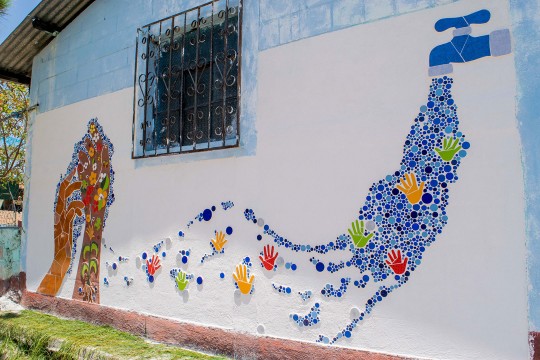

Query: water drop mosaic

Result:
[243,75,469,343]
[178,249,191,264]
[272,283,292,295]
[290,303,321,327]
[298,290,313,302]
[221,201,234,210]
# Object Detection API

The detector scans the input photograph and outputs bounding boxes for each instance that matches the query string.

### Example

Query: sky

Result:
[0,0,41,43]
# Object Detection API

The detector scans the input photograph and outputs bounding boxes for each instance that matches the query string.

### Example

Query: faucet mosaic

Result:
[429,9,511,76]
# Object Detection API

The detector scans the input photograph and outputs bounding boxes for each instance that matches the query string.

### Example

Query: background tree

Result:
[0,0,10,16]
[0,80,29,186]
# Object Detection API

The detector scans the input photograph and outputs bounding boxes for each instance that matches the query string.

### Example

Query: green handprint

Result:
[348,220,373,248]
[435,137,462,161]
[175,271,189,291]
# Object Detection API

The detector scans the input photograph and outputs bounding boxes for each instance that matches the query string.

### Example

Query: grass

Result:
[0,310,228,360]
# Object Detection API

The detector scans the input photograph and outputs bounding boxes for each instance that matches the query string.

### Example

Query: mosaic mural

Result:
[41,8,513,345]
[38,119,115,304]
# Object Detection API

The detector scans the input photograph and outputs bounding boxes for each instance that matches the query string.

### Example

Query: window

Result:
[132,0,242,158]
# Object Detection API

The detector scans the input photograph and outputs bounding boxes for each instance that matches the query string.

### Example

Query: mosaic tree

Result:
[37,119,114,303]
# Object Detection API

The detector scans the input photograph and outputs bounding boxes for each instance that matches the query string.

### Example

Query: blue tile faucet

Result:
[429,9,511,76]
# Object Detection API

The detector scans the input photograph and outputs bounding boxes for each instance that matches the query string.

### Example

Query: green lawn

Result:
[0,310,228,360]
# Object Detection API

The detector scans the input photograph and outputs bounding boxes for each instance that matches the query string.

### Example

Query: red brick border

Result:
[18,287,540,359]
[531,332,540,360]
[0,272,25,297]
[21,290,408,360]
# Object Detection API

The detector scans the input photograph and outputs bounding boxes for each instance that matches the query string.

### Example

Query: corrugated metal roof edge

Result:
[0,0,95,85]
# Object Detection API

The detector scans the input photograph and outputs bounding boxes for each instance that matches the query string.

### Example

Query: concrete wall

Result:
[22,0,537,359]
[0,227,21,280]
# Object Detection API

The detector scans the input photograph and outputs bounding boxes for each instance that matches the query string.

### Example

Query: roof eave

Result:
[0,0,95,85]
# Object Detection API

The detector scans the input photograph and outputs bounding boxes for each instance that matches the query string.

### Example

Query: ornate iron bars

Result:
[132,0,242,158]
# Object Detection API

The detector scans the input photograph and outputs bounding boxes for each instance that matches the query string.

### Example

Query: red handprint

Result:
[259,244,279,271]
[146,255,161,276]
[385,249,408,275]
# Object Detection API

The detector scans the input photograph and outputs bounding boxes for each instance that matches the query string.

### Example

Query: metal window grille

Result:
[132,0,242,158]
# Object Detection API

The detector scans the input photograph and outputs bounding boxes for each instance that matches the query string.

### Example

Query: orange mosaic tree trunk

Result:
[36,169,84,296]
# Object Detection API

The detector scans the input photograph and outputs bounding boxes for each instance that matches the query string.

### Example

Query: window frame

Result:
[132,0,243,159]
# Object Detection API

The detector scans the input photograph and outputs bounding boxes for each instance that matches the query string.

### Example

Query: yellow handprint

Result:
[233,264,254,295]
[211,231,228,252]
[396,172,424,204]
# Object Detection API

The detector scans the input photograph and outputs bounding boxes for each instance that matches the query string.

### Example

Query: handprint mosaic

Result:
[170,268,194,291]
[259,245,278,271]
[201,230,230,263]
[233,257,255,295]
[143,254,162,283]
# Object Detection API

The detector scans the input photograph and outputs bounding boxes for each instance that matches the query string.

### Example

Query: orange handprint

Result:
[37,169,84,296]
[396,172,424,204]
[233,264,255,295]
[211,231,228,252]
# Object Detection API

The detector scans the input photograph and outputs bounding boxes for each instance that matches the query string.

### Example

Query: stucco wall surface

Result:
[23,0,531,359]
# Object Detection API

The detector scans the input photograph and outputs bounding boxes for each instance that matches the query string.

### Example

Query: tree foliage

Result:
[0,0,10,17]
[0,80,29,186]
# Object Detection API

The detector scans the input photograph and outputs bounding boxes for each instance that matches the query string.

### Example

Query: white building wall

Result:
[24,0,530,359]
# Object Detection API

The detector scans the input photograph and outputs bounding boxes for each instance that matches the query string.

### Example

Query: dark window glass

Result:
[133,1,242,158]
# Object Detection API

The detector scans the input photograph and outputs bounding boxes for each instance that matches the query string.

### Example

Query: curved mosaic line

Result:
[321,277,351,298]
[290,302,321,327]
[272,283,292,295]
[298,290,313,302]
